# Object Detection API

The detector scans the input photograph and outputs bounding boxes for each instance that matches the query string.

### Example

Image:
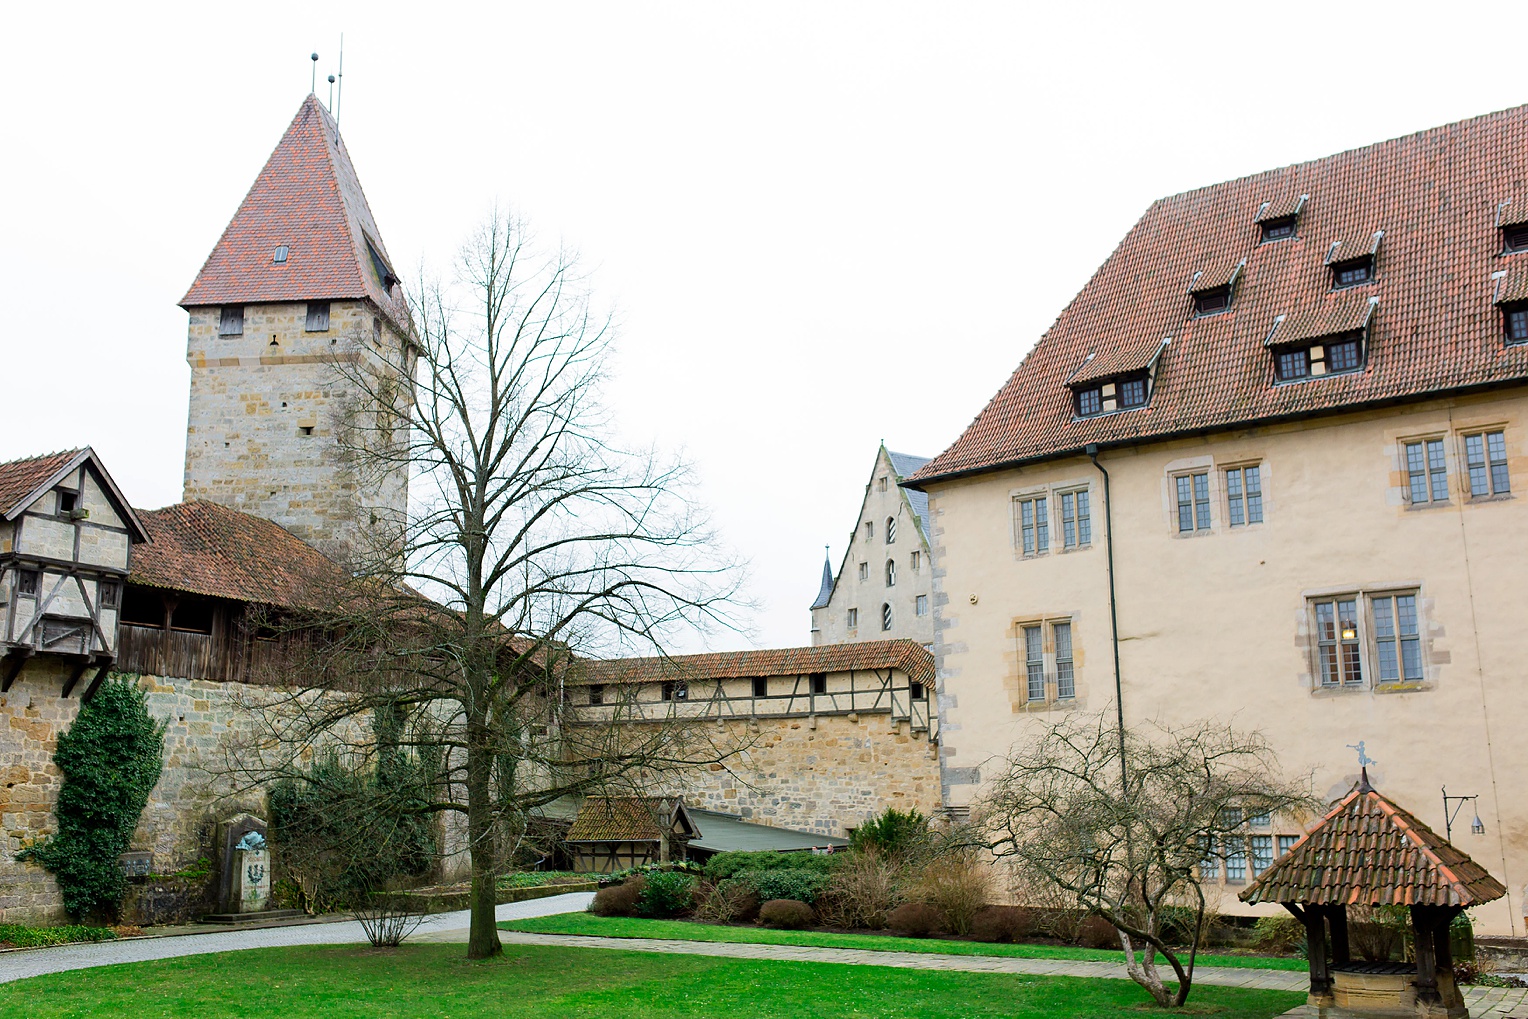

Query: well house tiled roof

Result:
[582,639,935,689]
[129,500,348,609]
[911,104,1528,486]
[1240,778,1506,908]
[566,797,693,842]
[181,95,409,331]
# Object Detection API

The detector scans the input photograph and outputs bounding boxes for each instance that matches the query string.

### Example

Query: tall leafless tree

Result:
[230,211,747,960]
[979,714,1316,1007]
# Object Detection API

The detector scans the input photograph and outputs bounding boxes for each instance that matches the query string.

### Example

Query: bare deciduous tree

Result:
[979,713,1315,1007]
[232,211,747,960]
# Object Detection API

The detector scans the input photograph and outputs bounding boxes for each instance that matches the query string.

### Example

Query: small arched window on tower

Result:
[885,516,897,543]
[881,603,893,631]
[885,559,896,587]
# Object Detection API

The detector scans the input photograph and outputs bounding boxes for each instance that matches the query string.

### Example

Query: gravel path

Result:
[0,891,595,984]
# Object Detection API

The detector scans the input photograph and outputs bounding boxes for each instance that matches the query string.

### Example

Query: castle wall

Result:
[658,714,941,838]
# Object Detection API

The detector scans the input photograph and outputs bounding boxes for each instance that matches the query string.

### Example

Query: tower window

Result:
[305,302,331,332]
[219,306,245,336]
[1331,258,1373,288]
[1260,216,1296,242]
[1505,305,1528,345]
[1504,225,1528,254]
[298,426,314,436]
[272,245,290,263]
[1193,285,1231,316]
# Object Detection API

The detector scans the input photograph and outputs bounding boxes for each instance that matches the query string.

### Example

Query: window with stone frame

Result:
[1019,618,1075,705]
[863,521,873,541]
[1311,590,1425,689]
[881,603,892,631]
[886,516,897,543]
[1464,430,1510,498]
[910,550,922,571]
[1014,494,1049,556]
[1277,834,1300,857]
[1404,437,1449,505]
[885,559,896,587]
[1199,837,1220,881]
[858,562,869,582]
[1174,472,1211,533]
[1224,464,1264,526]
[915,594,928,617]
[846,607,858,629]
[1058,488,1092,548]
[1250,835,1274,876]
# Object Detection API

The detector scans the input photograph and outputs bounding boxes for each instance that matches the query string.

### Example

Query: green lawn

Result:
[1,943,1304,1018]
[501,913,1308,971]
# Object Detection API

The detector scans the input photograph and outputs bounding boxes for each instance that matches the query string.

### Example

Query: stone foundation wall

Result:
[661,713,942,838]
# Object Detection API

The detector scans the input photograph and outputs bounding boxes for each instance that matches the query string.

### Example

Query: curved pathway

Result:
[0,891,594,984]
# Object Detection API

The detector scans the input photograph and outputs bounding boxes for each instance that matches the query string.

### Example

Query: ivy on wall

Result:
[19,676,166,919]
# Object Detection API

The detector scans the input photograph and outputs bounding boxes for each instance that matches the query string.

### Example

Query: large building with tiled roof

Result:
[810,444,935,647]
[906,103,1528,934]
[180,94,412,559]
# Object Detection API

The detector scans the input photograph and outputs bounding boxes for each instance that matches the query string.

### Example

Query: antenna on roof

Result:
[310,52,319,95]
[335,33,344,126]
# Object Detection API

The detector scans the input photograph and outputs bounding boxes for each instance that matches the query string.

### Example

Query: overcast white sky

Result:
[3,2,1524,652]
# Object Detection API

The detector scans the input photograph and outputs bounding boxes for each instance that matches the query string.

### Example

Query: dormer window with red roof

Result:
[1266,296,1376,384]
[1255,195,1307,244]
[1331,257,1373,288]
[1275,335,1363,382]
[1506,305,1528,345]
[1187,261,1243,318]
[1068,338,1167,419]
[1505,225,1528,254]
[1075,371,1150,417]
[1193,286,1231,316]
[1326,232,1382,290]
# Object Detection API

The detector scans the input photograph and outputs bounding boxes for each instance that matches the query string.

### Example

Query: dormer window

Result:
[1275,334,1363,382]
[1261,217,1296,242]
[1075,371,1150,417]
[1193,286,1231,316]
[1331,257,1373,288]
[1506,304,1528,345]
[1505,225,1528,254]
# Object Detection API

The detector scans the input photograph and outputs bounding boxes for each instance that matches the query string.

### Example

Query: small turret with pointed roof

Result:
[180,94,411,559]
[811,547,834,610]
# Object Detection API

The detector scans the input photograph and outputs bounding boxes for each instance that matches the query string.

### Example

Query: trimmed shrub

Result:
[1254,914,1305,953]
[731,867,830,906]
[637,871,695,918]
[1077,915,1119,949]
[849,808,929,860]
[888,902,944,938]
[590,876,645,917]
[17,678,166,920]
[759,899,815,930]
[712,880,762,922]
[971,906,1036,944]
[703,851,839,882]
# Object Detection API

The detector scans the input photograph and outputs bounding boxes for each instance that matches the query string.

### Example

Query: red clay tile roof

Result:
[1325,232,1383,265]
[911,104,1528,486]
[0,449,87,519]
[1499,200,1528,229]
[0,448,149,541]
[1070,336,1168,386]
[1256,194,1308,223]
[581,639,934,688]
[1271,294,1377,347]
[1497,266,1528,306]
[1188,261,1243,294]
[566,797,692,842]
[1240,778,1506,908]
[180,95,408,331]
[129,500,347,608]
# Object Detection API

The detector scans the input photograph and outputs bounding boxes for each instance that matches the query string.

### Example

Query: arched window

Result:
[885,559,896,587]
[881,603,893,631]
[886,516,897,543]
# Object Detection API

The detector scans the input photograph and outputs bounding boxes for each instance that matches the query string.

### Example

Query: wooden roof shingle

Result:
[1240,777,1506,908]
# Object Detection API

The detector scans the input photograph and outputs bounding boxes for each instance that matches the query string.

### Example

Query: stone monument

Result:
[231,831,270,913]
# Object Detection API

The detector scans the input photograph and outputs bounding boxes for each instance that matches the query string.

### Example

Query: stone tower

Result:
[179,95,411,559]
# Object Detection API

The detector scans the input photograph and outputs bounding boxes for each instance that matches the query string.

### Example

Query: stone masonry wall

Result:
[1,664,263,923]
[659,714,941,838]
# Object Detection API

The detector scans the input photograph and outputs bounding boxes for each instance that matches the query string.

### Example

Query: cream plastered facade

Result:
[925,386,1528,934]
[183,299,410,559]
[813,447,935,646]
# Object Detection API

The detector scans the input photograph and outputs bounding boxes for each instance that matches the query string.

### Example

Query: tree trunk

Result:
[1117,929,1174,1007]
[465,710,502,960]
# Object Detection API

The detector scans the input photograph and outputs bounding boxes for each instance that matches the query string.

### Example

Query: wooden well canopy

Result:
[1240,772,1505,1014]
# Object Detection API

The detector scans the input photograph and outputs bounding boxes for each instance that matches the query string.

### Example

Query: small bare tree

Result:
[980,713,1315,1007]
[230,210,747,961]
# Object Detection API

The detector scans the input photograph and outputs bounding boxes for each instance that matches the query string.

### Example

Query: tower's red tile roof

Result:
[129,500,346,608]
[911,104,1528,486]
[180,95,408,330]
[1240,778,1506,908]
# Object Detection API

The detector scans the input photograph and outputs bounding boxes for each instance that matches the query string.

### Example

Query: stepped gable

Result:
[1240,776,1506,908]
[180,95,408,330]
[585,639,935,687]
[129,500,347,610]
[911,103,1528,486]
